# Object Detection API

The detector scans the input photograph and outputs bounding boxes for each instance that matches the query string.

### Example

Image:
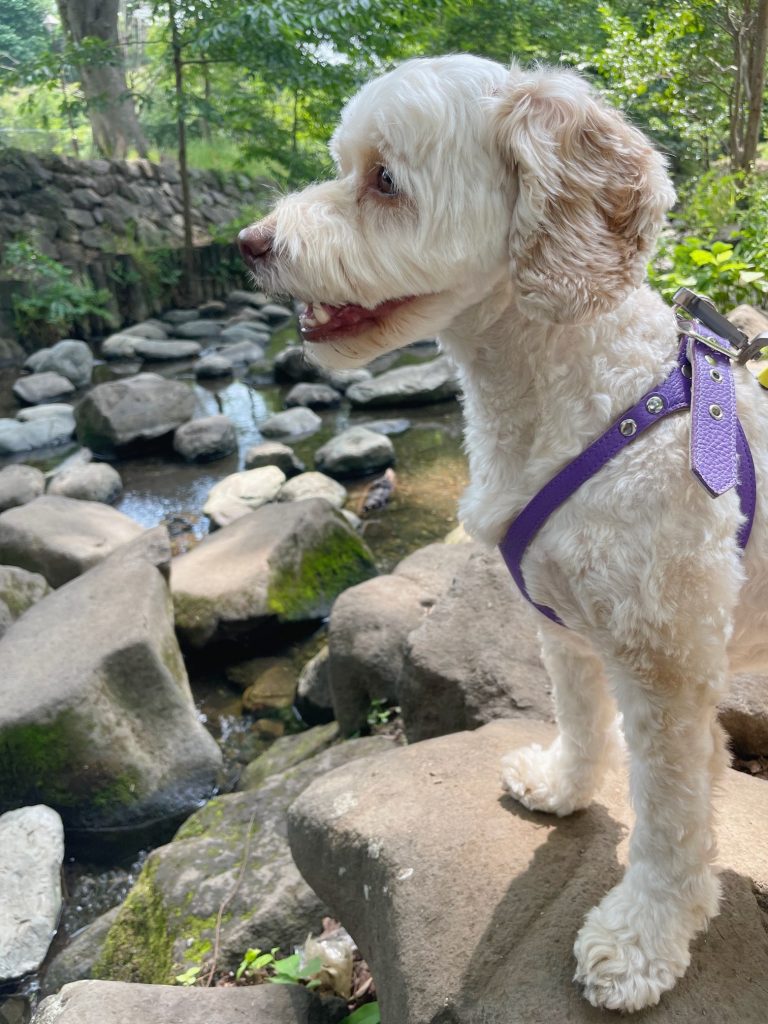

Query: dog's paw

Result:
[500,741,593,816]
[573,875,718,1012]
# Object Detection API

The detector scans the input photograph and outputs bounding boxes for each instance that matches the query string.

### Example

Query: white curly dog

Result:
[238,54,768,1013]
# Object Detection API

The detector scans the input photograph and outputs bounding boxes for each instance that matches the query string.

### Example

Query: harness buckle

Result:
[672,287,766,364]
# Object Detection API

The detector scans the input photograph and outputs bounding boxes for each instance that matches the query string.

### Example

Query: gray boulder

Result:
[237,722,339,790]
[94,737,395,984]
[13,372,75,406]
[132,339,201,361]
[0,549,222,831]
[46,463,123,504]
[24,341,93,389]
[41,907,119,996]
[75,373,196,452]
[260,407,322,440]
[172,498,377,648]
[0,805,64,982]
[260,302,293,323]
[226,288,268,308]
[174,320,222,340]
[194,354,233,379]
[0,495,143,587]
[347,355,459,407]
[0,565,51,640]
[17,403,75,423]
[273,346,323,384]
[278,471,347,509]
[220,324,270,346]
[328,542,476,734]
[398,546,553,742]
[203,466,285,527]
[0,464,45,512]
[362,417,411,435]
[173,415,237,463]
[214,339,265,365]
[0,415,75,454]
[720,674,768,757]
[100,333,142,360]
[121,320,167,339]
[244,441,305,476]
[296,647,333,722]
[324,367,372,392]
[288,719,768,1024]
[32,979,347,1024]
[315,426,394,478]
[286,382,342,409]
[162,309,199,326]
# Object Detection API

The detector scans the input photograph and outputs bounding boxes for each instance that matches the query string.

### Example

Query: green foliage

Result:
[367,699,400,728]
[1,241,114,339]
[572,3,729,172]
[649,237,768,309]
[234,946,322,986]
[174,965,202,986]
[0,0,51,66]
[343,1004,381,1024]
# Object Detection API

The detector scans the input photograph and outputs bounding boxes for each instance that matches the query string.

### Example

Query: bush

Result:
[1,240,114,341]
[649,236,768,309]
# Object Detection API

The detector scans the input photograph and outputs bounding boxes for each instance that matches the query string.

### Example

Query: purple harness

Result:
[499,322,757,627]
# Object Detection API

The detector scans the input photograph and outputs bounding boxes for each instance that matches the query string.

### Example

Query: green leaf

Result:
[689,249,715,266]
[175,966,202,986]
[343,1004,382,1024]
[740,271,765,284]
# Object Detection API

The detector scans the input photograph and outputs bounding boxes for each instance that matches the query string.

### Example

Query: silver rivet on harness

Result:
[620,418,637,436]
[646,395,664,414]
[709,403,724,420]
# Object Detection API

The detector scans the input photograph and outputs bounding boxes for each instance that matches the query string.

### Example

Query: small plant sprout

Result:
[174,965,202,986]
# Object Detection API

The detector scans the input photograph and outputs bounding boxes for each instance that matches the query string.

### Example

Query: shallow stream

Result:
[0,329,469,1019]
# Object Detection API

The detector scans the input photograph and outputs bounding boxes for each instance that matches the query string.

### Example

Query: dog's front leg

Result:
[573,643,730,1012]
[502,625,621,815]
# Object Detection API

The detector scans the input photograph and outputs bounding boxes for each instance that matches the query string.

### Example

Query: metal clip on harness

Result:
[673,287,768,363]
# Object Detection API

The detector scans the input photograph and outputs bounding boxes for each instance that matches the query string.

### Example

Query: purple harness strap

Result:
[499,335,757,627]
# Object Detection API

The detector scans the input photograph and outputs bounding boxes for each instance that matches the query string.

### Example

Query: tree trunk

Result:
[744,0,768,166]
[169,0,194,299]
[57,0,148,158]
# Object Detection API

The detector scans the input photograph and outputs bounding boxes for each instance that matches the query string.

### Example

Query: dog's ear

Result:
[493,68,675,324]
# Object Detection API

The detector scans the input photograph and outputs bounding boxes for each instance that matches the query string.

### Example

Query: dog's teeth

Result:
[314,305,332,325]
[302,315,318,328]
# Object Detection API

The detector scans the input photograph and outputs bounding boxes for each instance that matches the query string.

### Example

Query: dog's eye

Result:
[375,166,397,196]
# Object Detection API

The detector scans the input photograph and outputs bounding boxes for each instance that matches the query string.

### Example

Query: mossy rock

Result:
[94,735,397,983]
[171,498,377,648]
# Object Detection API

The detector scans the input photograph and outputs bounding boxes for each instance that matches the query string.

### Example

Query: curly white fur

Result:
[241,54,768,1012]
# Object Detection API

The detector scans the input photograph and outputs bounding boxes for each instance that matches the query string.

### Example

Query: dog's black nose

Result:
[237,224,274,263]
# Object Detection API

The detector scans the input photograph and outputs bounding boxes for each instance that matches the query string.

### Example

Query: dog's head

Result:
[239,55,675,368]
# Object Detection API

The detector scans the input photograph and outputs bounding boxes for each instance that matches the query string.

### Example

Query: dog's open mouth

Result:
[299,296,416,342]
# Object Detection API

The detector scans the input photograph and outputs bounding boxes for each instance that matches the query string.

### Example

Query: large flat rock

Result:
[288,719,768,1024]
[0,805,64,982]
[0,547,221,831]
[32,979,347,1024]
[0,495,143,587]
[171,498,376,648]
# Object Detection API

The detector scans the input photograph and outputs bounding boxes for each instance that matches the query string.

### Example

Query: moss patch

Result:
[172,592,216,640]
[267,525,376,621]
[0,712,144,816]
[93,859,175,984]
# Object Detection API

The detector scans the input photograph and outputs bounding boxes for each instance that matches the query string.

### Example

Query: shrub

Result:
[2,240,114,341]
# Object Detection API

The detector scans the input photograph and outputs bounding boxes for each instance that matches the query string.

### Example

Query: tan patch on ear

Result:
[496,69,675,323]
